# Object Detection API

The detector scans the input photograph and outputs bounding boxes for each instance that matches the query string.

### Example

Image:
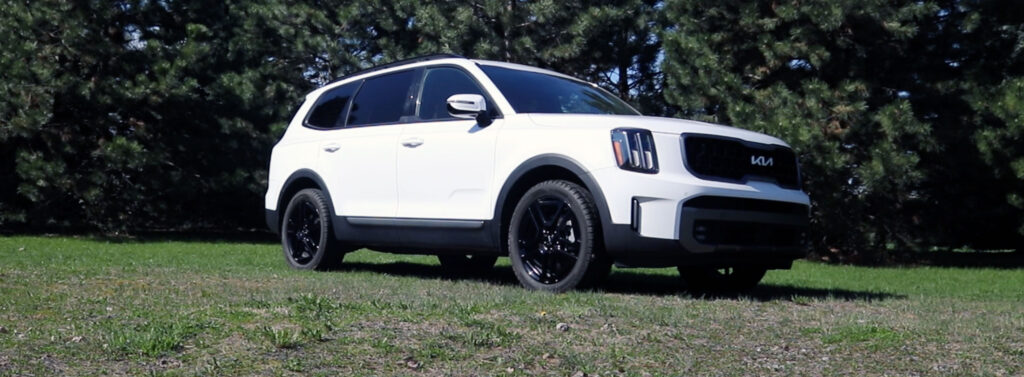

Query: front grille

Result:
[692,220,801,247]
[682,134,800,188]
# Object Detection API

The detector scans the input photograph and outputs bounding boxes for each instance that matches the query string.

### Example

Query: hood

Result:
[526,114,791,147]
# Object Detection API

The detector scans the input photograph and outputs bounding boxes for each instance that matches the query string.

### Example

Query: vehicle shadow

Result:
[602,272,904,301]
[338,262,519,286]
[338,262,904,302]
[86,230,279,244]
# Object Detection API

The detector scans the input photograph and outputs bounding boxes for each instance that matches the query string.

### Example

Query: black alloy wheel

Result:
[286,199,321,265]
[508,180,606,292]
[281,188,343,270]
[518,196,581,283]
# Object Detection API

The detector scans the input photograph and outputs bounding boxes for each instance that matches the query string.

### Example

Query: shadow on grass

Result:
[339,262,518,286]
[604,272,905,301]
[89,230,279,244]
[339,261,904,302]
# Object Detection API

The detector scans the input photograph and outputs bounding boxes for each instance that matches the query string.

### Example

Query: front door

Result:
[396,66,500,220]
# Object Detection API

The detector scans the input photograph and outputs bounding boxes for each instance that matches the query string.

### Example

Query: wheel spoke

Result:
[304,202,318,224]
[285,218,297,235]
[522,254,545,281]
[553,247,578,261]
[303,234,317,252]
[549,201,568,228]
[542,249,556,274]
[308,222,321,242]
[527,201,544,232]
[518,237,538,250]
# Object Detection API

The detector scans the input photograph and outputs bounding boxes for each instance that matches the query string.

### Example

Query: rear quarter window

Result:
[305,81,360,129]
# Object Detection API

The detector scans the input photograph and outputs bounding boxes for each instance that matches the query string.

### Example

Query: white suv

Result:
[265,55,809,292]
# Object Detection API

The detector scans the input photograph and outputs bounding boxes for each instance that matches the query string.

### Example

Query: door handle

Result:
[322,143,341,153]
[401,138,424,148]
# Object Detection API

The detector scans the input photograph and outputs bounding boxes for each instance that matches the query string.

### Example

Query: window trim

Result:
[302,64,506,130]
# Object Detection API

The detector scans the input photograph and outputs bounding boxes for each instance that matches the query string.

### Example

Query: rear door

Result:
[396,66,501,220]
[316,70,417,218]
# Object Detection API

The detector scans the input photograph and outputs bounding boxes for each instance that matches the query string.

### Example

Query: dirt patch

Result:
[153,357,183,370]
[37,354,68,374]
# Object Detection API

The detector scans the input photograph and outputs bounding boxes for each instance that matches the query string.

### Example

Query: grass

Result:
[0,236,1022,376]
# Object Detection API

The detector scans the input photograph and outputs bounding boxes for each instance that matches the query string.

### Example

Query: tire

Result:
[437,254,499,274]
[281,188,344,270]
[678,266,767,293]
[508,180,606,292]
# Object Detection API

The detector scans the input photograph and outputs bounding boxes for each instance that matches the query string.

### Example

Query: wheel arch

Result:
[492,154,612,254]
[270,169,337,234]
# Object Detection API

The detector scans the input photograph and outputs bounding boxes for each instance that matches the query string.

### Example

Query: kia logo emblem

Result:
[750,155,774,167]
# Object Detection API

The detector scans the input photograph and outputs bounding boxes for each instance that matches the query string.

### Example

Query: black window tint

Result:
[480,65,639,115]
[306,82,359,128]
[348,70,416,126]
[417,67,486,121]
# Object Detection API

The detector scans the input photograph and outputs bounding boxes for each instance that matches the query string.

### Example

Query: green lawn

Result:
[0,236,1021,376]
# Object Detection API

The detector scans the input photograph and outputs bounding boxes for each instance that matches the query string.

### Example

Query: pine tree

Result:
[0,0,671,232]
[0,0,368,231]
[661,0,1024,260]
[661,0,940,262]
[346,0,667,113]
[973,78,1024,248]
[921,0,1024,250]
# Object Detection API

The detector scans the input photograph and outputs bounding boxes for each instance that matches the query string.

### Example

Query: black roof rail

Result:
[328,54,466,84]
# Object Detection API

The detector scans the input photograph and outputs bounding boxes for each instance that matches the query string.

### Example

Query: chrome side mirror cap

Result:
[446,94,486,119]
[446,94,493,127]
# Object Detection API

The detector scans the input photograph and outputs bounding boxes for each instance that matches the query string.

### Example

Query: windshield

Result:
[480,65,640,115]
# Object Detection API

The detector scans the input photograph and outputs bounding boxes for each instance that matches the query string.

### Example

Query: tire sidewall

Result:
[508,181,595,292]
[281,189,331,270]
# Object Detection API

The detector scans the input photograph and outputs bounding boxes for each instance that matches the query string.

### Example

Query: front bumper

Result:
[265,209,279,235]
[589,166,809,268]
[603,205,807,268]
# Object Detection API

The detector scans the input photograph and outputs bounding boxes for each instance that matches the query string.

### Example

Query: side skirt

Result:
[333,216,502,255]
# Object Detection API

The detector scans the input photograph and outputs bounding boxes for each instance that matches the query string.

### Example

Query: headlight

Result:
[611,128,659,174]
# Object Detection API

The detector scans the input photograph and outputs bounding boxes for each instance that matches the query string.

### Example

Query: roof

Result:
[328,54,465,84]
[323,54,595,94]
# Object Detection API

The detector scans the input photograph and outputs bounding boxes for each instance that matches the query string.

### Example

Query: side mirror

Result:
[447,94,493,127]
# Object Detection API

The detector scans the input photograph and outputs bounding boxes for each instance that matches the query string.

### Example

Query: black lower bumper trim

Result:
[601,203,808,268]
[265,209,279,235]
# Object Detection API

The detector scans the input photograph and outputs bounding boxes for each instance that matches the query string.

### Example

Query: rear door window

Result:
[347,70,416,127]
[305,81,360,129]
